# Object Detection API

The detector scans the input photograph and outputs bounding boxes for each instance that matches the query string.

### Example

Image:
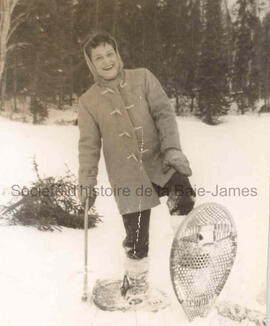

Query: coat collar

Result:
[95,69,127,92]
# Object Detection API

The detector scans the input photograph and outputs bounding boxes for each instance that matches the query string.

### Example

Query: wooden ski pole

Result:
[82,197,89,302]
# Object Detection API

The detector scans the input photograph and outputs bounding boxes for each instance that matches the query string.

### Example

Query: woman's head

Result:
[83,32,123,81]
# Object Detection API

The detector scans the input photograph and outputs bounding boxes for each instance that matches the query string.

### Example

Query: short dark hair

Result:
[84,32,117,59]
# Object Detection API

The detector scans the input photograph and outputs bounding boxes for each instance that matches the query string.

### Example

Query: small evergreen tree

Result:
[1,160,101,231]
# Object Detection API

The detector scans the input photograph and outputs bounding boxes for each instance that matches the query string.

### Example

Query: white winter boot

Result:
[120,257,169,312]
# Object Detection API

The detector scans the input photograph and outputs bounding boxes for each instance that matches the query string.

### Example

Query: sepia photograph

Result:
[0,0,269,325]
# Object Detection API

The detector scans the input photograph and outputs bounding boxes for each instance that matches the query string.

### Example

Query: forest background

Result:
[0,0,270,125]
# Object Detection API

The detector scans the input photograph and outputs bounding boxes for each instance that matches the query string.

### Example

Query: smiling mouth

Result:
[103,65,113,71]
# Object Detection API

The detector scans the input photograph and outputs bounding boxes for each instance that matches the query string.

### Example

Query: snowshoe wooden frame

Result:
[170,202,237,321]
[92,279,169,312]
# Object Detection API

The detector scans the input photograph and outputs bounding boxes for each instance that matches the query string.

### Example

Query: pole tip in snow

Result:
[81,293,88,302]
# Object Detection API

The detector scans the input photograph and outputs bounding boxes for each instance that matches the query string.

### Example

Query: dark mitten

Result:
[166,175,196,215]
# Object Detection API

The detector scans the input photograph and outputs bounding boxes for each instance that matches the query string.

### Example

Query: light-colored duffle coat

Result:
[78,68,181,215]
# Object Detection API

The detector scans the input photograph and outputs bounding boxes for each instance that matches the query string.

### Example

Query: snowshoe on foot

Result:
[92,257,169,312]
[120,257,169,312]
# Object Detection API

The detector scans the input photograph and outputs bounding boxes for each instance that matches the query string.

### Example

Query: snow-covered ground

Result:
[0,113,269,326]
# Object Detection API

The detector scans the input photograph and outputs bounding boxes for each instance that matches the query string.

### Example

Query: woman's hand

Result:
[78,185,97,209]
[162,149,192,177]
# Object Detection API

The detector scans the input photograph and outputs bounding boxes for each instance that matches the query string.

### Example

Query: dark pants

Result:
[122,172,195,259]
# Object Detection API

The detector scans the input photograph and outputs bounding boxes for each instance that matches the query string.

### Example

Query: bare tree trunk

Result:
[31,96,37,124]
[58,93,62,110]
[31,55,39,124]
[1,0,29,113]
[69,5,74,106]
[0,0,19,83]
[266,57,270,107]
[175,92,180,115]
[206,104,213,124]
[13,52,18,112]
[0,66,7,111]
[190,93,194,112]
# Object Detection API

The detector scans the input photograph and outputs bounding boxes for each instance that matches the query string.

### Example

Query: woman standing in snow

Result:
[78,31,195,309]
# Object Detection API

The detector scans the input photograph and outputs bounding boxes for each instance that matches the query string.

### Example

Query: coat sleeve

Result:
[144,68,181,153]
[78,97,101,187]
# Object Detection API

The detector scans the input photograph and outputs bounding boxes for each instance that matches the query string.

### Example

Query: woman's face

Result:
[90,43,120,80]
